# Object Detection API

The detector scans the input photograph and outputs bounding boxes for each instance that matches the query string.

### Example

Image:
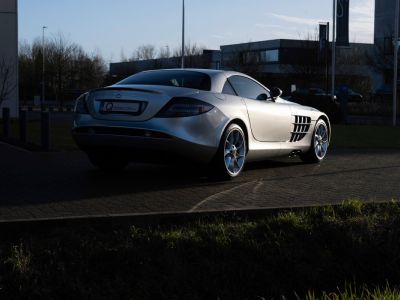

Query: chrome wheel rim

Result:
[314,122,329,160]
[224,128,246,176]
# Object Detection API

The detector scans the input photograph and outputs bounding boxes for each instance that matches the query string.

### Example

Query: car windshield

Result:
[117,70,212,91]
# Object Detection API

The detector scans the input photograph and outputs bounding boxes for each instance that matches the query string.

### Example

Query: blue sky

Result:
[19,0,374,62]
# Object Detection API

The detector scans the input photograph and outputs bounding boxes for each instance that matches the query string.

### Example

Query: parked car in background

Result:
[288,88,340,123]
[335,88,363,103]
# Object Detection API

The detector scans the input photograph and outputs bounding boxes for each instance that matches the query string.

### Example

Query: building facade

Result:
[221,39,378,93]
[375,0,397,50]
[110,39,377,96]
[109,50,221,82]
[0,0,18,118]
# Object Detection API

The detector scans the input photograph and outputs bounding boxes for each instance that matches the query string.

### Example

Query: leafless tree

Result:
[158,45,171,59]
[18,32,106,105]
[172,41,204,57]
[119,49,128,62]
[171,42,207,68]
[0,57,16,107]
[132,44,157,61]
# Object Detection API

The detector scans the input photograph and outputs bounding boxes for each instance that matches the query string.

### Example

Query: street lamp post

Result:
[393,0,399,127]
[331,0,336,102]
[42,26,47,111]
[181,0,185,68]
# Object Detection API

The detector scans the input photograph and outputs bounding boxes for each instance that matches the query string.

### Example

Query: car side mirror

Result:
[271,87,283,100]
[256,93,269,101]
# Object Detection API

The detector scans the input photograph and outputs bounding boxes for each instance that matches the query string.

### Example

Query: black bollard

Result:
[2,107,10,138]
[19,109,28,143]
[41,111,50,151]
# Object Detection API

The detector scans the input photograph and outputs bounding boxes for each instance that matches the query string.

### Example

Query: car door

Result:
[228,75,292,142]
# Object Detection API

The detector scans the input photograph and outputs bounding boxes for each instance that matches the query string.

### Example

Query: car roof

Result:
[137,68,247,93]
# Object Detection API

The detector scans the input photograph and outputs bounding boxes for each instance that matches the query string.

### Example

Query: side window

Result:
[228,75,270,100]
[222,80,237,96]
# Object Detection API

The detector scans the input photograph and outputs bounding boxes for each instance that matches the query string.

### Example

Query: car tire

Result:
[300,119,330,164]
[86,149,129,171]
[211,123,247,179]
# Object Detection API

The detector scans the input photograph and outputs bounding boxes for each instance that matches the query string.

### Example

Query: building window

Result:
[260,49,279,63]
[241,51,260,64]
[240,49,279,64]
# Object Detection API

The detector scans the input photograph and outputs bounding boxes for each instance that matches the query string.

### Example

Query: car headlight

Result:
[74,92,89,114]
[155,97,214,118]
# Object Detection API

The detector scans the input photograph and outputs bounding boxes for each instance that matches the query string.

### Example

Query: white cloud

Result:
[350,0,374,17]
[349,0,374,43]
[211,34,226,39]
[268,13,322,26]
[267,0,374,44]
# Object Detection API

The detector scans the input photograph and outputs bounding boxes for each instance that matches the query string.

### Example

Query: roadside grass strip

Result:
[1,200,400,299]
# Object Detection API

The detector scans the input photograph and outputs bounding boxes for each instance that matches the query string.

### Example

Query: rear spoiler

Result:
[91,86,162,95]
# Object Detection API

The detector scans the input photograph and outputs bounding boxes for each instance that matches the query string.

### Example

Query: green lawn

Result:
[1,120,400,151]
[1,120,78,151]
[331,125,400,149]
[2,200,400,299]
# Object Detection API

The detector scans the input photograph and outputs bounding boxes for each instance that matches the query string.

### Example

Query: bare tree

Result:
[19,32,106,105]
[119,49,128,62]
[158,45,171,59]
[18,41,34,104]
[172,41,204,57]
[132,44,157,61]
[172,42,207,68]
[0,57,16,107]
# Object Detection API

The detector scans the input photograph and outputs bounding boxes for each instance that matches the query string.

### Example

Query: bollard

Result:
[41,111,50,151]
[19,109,28,143]
[2,107,10,138]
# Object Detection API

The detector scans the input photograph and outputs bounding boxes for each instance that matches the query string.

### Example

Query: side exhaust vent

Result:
[290,116,311,142]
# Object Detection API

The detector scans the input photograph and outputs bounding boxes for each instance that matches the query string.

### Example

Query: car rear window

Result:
[117,70,212,91]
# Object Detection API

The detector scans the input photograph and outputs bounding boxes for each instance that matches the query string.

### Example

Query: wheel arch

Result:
[318,114,331,142]
[223,118,250,153]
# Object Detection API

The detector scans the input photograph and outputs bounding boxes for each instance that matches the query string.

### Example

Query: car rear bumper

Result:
[72,111,226,164]
[72,129,217,164]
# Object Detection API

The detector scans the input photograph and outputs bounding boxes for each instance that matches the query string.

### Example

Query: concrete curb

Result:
[0,202,359,230]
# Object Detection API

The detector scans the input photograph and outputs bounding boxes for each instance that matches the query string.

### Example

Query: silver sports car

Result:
[72,69,330,178]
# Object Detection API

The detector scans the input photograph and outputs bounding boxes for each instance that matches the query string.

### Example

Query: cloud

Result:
[349,0,374,42]
[350,0,374,17]
[268,13,322,26]
[267,0,374,44]
[211,34,226,39]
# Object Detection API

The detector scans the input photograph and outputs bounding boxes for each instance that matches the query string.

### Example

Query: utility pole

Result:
[393,0,399,127]
[42,26,47,111]
[331,0,336,102]
[181,0,185,68]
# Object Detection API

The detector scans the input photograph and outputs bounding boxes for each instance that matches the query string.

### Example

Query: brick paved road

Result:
[0,142,399,221]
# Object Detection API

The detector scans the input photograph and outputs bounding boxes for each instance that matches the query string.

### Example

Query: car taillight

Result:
[155,97,214,118]
[74,92,89,114]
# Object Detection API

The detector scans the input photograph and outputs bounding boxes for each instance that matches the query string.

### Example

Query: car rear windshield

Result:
[117,70,212,91]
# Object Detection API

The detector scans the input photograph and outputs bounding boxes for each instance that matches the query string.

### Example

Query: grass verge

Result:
[0,120,78,151]
[331,125,400,149]
[1,200,400,299]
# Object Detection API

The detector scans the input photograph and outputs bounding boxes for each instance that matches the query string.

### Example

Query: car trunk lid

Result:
[87,84,199,121]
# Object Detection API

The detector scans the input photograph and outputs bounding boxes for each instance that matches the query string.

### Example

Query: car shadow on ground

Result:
[0,155,306,207]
